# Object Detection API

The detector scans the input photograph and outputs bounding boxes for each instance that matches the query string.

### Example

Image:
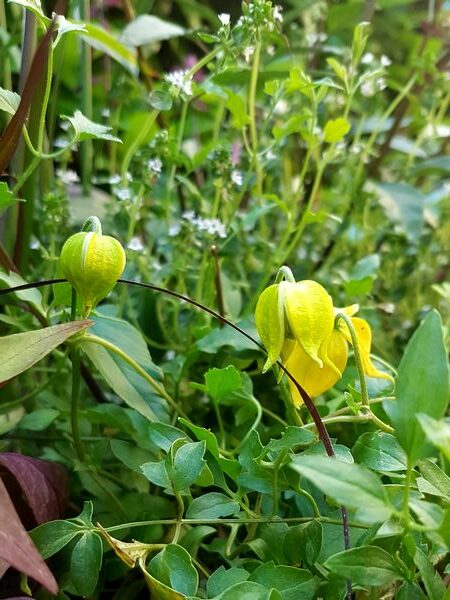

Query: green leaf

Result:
[18,408,59,431]
[149,90,173,111]
[417,460,450,502]
[30,520,82,559]
[110,439,155,472]
[207,566,249,598]
[417,414,450,461]
[70,532,103,597]
[0,270,43,310]
[325,546,403,586]
[327,58,347,82]
[170,441,206,490]
[204,366,242,402]
[212,581,273,600]
[148,544,198,596]
[371,182,424,241]
[226,91,250,128]
[266,427,316,454]
[352,432,407,472]
[186,492,240,519]
[413,546,445,600]
[249,562,318,600]
[53,15,86,47]
[178,418,220,459]
[63,110,122,142]
[323,117,351,143]
[0,87,20,115]
[384,311,449,462]
[141,460,171,489]
[8,0,47,20]
[120,15,185,47]
[81,22,138,75]
[80,340,158,421]
[0,321,91,384]
[283,520,322,565]
[0,182,18,213]
[291,455,393,523]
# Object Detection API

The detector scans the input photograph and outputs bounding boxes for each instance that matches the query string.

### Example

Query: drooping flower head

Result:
[255,269,393,405]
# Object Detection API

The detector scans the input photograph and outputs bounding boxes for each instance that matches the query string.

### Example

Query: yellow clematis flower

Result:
[255,274,393,406]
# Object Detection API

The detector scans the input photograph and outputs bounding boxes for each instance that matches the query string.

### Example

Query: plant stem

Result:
[121,110,159,178]
[172,490,184,543]
[248,41,263,197]
[70,289,86,462]
[402,458,413,532]
[79,0,92,193]
[102,514,368,533]
[337,312,369,407]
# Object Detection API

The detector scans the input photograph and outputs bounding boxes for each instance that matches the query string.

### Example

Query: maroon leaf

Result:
[0,453,68,526]
[0,22,55,175]
[0,478,58,594]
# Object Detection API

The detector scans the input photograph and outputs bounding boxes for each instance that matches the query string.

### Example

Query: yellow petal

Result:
[348,317,394,382]
[255,284,284,372]
[283,280,335,370]
[283,331,348,405]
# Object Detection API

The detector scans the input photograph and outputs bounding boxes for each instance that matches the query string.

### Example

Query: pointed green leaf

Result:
[384,311,449,462]
[0,321,91,383]
[324,546,403,586]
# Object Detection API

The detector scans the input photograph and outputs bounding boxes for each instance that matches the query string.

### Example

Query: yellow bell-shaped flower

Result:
[255,269,393,405]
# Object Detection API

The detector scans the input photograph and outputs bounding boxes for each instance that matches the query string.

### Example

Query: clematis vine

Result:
[255,267,393,405]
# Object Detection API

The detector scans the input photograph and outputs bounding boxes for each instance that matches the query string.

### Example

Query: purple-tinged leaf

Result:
[0,453,68,526]
[0,478,58,594]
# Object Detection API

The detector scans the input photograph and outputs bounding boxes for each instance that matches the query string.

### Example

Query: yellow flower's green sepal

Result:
[255,284,284,372]
[283,280,337,372]
[60,230,126,316]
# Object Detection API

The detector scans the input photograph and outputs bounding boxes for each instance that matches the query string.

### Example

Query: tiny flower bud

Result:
[60,218,126,316]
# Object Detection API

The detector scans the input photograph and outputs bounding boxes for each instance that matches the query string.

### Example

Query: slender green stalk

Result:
[121,110,159,177]
[79,334,183,417]
[79,0,92,193]
[337,312,369,407]
[402,459,413,532]
[70,290,86,462]
[103,514,368,534]
[248,41,263,196]
[0,0,12,89]
[172,490,184,543]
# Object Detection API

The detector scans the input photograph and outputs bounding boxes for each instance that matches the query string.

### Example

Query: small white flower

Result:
[274,99,288,115]
[243,46,255,63]
[361,52,374,65]
[168,223,181,237]
[127,236,144,252]
[109,174,121,185]
[273,5,283,22]
[218,13,230,26]
[380,55,392,67]
[182,210,196,222]
[56,169,79,184]
[266,149,276,161]
[350,143,362,155]
[267,45,275,56]
[165,70,193,96]
[30,238,40,250]
[148,158,162,174]
[53,136,69,149]
[60,121,71,131]
[231,170,243,187]
[305,32,327,46]
[165,350,176,361]
[116,187,132,201]
[101,108,110,118]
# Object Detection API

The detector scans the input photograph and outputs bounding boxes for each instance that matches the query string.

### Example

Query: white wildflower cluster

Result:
[305,31,327,46]
[231,170,243,187]
[218,13,230,26]
[56,169,79,185]
[127,236,145,252]
[147,158,163,175]
[360,77,387,97]
[361,53,392,67]
[115,187,132,201]
[182,211,227,239]
[243,45,255,63]
[165,70,193,97]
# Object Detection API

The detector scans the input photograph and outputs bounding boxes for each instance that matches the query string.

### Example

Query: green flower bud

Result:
[60,217,126,316]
